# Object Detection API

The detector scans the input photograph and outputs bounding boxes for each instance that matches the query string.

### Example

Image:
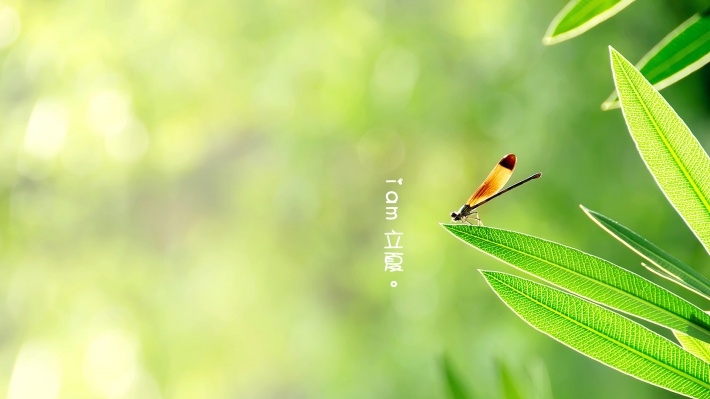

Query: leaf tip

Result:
[579,204,599,220]
[542,35,556,46]
[441,223,456,232]
[608,46,633,67]
[600,101,620,111]
[580,206,609,232]
[478,269,496,281]
[608,46,625,63]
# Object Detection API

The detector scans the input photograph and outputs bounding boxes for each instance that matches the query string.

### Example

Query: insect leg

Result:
[473,211,482,226]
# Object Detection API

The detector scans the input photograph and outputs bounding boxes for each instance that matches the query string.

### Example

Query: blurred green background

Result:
[0,0,709,398]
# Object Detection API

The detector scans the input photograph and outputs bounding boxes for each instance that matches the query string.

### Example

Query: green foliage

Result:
[581,206,710,300]
[546,2,710,96]
[442,224,710,342]
[602,10,710,110]
[446,48,710,397]
[543,0,635,45]
[610,47,710,255]
[481,271,710,399]
[2,0,707,397]
[674,331,710,363]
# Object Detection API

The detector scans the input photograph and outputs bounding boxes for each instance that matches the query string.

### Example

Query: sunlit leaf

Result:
[581,205,710,300]
[482,270,710,398]
[610,47,710,255]
[602,10,710,110]
[675,330,710,363]
[442,224,710,342]
[642,262,695,291]
[544,0,635,45]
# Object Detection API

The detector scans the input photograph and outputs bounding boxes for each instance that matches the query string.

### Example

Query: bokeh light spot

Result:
[24,99,68,159]
[83,330,139,399]
[86,90,132,137]
[8,342,62,399]
[0,5,20,49]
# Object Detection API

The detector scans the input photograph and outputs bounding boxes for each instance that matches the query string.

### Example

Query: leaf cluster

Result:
[545,1,710,110]
[443,48,710,398]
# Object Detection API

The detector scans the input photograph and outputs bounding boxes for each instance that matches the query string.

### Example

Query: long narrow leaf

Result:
[481,270,710,398]
[602,11,710,110]
[610,47,710,254]
[443,224,710,342]
[543,0,635,45]
[643,262,695,290]
[581,205,710,300]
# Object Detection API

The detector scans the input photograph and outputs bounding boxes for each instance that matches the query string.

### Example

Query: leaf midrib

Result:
[456,227,710,339]
[615,52,710,216]
[489,273,710,390]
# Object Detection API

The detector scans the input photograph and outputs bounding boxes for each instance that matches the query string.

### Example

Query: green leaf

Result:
[442,355,472,399]
[675,330,710,363]
[581,205,710,300]
[610,47,710,255]
[642,261,699,292]
[481,270,710,398]
[442,224,710,342]
[497,359,524,399]
[543,0,635,45]
[602,11,710,110]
